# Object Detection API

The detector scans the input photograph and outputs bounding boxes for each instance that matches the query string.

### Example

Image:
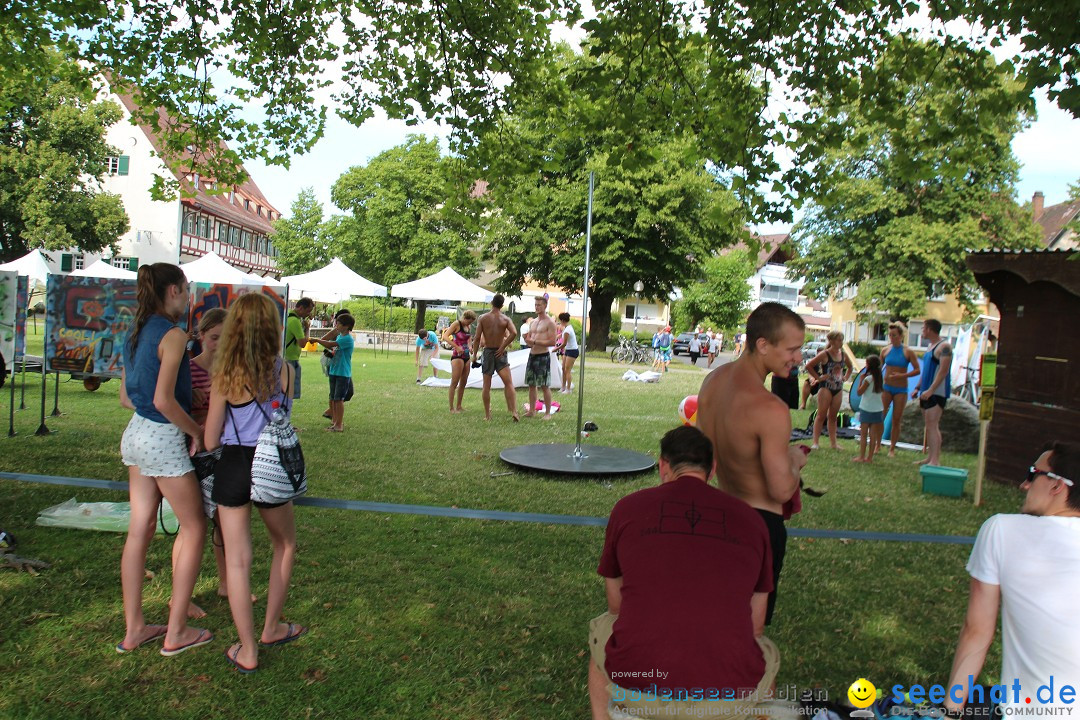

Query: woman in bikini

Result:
[204,293,306,673]
[879,321,921,457]
[807,330,852,450]
[442,310,477,414]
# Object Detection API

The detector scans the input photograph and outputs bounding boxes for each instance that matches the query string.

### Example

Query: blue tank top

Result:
[883,344,907,369]
[123,314,192,423]
[919,341,951,398]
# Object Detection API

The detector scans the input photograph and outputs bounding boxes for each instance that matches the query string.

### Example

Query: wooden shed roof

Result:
[966,249,1080,299]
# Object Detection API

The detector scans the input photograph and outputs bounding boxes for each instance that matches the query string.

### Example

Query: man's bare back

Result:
[475,310,515,353]
[697,327,805,515]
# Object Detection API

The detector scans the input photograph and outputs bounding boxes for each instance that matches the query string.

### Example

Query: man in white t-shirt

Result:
[945,442,1080,716]
[520,317,533,349]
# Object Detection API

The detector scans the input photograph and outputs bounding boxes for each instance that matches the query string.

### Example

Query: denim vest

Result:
[123,314,192,423]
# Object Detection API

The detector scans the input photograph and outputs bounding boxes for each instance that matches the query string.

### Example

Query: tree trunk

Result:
[586,291,614,352]
[414,300,428,334]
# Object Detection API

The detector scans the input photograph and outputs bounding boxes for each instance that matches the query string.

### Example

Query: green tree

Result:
[331,135,482,331]
[7,1,1078,213]
[787,39,1041,322]
[271,187,332,274]
[475,45,748,350]
[0,53,129,262]
[677,251,755,334]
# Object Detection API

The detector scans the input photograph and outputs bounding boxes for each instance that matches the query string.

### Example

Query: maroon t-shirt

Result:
[597,476,773,694]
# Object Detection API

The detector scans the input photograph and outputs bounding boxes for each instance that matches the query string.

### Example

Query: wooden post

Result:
[974,419,988,506]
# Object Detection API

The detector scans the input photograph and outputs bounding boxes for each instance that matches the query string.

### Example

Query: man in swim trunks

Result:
[525,295,557,419]
[471,293,519,422]
[698,302,808,625]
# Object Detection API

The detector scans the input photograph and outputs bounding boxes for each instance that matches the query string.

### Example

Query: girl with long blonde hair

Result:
[204,293,306,673]
[118,263,211,656]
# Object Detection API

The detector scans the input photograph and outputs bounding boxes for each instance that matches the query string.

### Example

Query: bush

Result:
[335,301,460,334]
[847,341,880,359]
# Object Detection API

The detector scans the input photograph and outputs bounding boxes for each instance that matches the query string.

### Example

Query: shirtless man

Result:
[698,302,808,625]
[471,293,519,421]
[525,295,557,419]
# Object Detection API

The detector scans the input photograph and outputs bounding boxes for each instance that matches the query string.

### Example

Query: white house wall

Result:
[99,93,180,266]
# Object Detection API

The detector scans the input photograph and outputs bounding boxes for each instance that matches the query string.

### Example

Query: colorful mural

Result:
[0,270,16,365]
[189,283,286,330]
[15,275,28,357]
[44,276,138,377]
[41,278,286,379]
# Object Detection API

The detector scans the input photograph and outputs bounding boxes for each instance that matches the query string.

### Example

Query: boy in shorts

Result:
[314,313,355,432]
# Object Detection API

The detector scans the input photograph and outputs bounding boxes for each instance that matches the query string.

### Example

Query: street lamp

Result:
[633,281,644,341]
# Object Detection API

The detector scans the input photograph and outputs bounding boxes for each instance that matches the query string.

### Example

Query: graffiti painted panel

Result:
[189,283,286,330]
[15,275,28,357]
[45,276,138,377]
[0,270,15,365]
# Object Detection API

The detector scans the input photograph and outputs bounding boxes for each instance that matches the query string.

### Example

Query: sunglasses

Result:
[1027,466,1075,487]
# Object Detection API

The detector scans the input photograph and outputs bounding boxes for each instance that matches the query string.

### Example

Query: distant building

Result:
[46,88,281,277]
[1032,191,1079,250]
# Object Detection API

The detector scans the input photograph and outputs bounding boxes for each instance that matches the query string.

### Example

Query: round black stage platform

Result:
[499,443,656,476]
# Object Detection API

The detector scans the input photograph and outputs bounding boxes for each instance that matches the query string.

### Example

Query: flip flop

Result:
[259,623,307,648]
[225,644,258,674]
[115,624,167,654]
[160,628,213,657]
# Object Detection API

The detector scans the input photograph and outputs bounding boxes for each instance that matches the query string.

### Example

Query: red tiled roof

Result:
[722,231,793,269]
[113,92,280,234]
[1035,198,1080,248]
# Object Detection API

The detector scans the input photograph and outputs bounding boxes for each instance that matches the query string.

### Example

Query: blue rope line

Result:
[0,471,975,544]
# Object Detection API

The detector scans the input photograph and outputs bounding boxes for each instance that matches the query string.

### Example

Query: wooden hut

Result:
[966,249,1080,484]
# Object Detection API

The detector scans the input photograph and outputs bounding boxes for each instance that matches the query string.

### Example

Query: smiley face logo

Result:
[848,678,877,708]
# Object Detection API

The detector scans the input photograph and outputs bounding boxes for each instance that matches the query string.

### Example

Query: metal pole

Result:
[51,371,61,416]
[7,358,15,436]
[35,357,50,436]
[573,172,595,460]
[633,292,639,342]
[19,353,27,409]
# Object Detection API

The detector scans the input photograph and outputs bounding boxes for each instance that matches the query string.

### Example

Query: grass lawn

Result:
[1,325,1020,719]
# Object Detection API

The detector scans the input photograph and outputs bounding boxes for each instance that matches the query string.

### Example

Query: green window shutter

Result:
[128,258,138,272]
[118,156,130,176]
[61,253,72,272]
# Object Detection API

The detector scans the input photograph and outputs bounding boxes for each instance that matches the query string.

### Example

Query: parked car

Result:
[802,340,827,363]
[671,332,696,355]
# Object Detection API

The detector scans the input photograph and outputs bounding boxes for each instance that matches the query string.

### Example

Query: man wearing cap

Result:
[944,441,1080,717]
[587,426,780,719]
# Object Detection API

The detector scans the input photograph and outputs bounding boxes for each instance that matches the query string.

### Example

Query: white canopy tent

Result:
[390,266,493,303]
[69,259,137,279]
[281,258,387,303]
[181,252,256,285]
[243,271,286,291]
[0,249,51,287]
